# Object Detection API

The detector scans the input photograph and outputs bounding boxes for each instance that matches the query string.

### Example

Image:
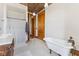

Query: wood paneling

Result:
[0,44,14,56]
[21,3,52,13]
[38,11,45,39]
[72,50,79,56]
[21,3,44,13]
[28,3,44,13]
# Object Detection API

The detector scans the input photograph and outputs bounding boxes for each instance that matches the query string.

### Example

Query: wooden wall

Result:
[38,11,45,39]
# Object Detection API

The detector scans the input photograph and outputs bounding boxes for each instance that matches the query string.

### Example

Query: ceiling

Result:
[21,3,51,14]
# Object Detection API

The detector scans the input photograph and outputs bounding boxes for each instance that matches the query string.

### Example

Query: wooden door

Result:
[38,11,45,39]
[31,16,36,37]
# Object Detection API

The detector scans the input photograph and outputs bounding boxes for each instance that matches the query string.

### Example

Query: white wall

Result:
[35,14,38,36]
[65,4,79,50]
[45,4,66,39]
[0,4,3,34]
[0,4,4,19]
[29,15,32,35]
[45,3,79,50]
[0,20,3,34]
[0,4,7,34]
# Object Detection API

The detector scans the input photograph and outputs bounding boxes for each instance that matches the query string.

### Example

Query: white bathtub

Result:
[44,37,73,56]
[0,34,14,45]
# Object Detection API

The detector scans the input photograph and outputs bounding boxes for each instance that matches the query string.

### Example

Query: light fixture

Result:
[33,12,36,16]
[44,3,48,8]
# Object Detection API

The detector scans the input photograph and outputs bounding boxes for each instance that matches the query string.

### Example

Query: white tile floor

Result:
[15,38,58,56]
[27,38,50,56]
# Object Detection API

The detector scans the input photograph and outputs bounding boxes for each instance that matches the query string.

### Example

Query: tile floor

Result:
[15,38,58,56]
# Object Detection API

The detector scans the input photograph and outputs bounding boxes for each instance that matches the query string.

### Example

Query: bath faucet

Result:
[68,36,75,46]
[68,36,76,52]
